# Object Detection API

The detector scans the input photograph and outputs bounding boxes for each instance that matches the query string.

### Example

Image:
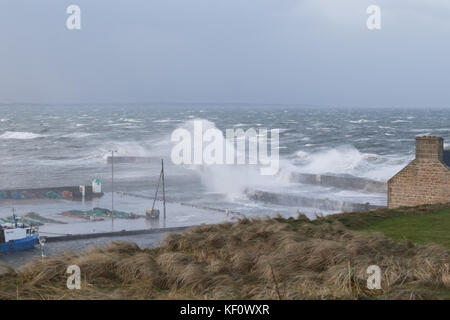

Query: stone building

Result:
[387,136,450,208]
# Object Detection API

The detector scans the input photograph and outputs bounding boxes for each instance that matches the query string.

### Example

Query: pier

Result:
[289,172,387,193]
[246,189,384,212]
[42,225,191,242]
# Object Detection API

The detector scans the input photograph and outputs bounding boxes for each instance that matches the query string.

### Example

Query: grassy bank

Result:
[274,203,450,248]
[321,203,450,248]
[0,203,449,300]
[358,208,450,248]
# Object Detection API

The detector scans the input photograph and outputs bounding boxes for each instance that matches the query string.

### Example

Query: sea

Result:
[0,104,449,219]
[1,104,449,266]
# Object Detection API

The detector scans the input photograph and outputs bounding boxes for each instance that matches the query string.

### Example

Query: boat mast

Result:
[151,166,162,212]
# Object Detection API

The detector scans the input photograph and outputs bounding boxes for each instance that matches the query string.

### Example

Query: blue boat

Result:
[0,216,39,253]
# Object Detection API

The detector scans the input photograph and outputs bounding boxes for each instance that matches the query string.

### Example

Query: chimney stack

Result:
[415,136,444,161]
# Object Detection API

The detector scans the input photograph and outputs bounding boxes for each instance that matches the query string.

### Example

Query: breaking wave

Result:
[0,131,45,140]
[292,145,409,181]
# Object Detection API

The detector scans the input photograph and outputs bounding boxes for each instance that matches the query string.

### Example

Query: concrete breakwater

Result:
[43,225,191,242]
[246,189,384,212]
[290,172,387,193]
[0,186,103,201]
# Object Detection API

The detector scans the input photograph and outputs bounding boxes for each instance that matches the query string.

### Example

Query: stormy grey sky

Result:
[0,0,449,107]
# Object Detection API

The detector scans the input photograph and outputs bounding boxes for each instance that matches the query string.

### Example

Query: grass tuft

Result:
[0,203,449,300]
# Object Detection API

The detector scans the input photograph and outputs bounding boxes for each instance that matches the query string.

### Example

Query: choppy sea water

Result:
[1,104,449,266]
[0,104,449,218]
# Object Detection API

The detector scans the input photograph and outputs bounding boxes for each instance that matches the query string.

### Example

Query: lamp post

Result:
[162,159,166,221]
[109,150,117,227]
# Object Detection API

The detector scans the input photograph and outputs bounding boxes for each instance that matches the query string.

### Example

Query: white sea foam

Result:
[101,141,155,160]
[294,150,309,159]
[165,118,287,200]
[92,116,413,203]
[153,119,179,123]
[61,132,94,139]
[120,118,143,123]
[415,133,432,137]
[349,119,377,124]
[410,128,450,133]
[0,131,44,140]
[292,145,410,181]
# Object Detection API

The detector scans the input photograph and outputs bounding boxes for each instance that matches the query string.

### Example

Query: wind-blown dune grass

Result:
[1,206,449,300]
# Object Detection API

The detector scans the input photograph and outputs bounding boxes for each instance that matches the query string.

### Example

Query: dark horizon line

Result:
[0,101,448,110]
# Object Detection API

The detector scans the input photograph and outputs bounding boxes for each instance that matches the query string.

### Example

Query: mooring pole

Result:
[162,159,166,221]
[151,170,161,212]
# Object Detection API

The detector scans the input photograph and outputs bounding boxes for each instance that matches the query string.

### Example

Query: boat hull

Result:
[0,234,39,253]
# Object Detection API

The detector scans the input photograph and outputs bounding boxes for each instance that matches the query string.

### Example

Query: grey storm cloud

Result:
[0,0,449,108]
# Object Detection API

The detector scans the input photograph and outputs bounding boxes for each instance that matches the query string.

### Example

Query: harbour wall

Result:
[0,186,103,201]
[245,189,384,212]
[290,172,387,193]
[43,225,191,242]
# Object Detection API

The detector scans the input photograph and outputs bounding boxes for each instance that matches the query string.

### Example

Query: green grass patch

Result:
[358,208,450,248]
[276,203,450,248]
